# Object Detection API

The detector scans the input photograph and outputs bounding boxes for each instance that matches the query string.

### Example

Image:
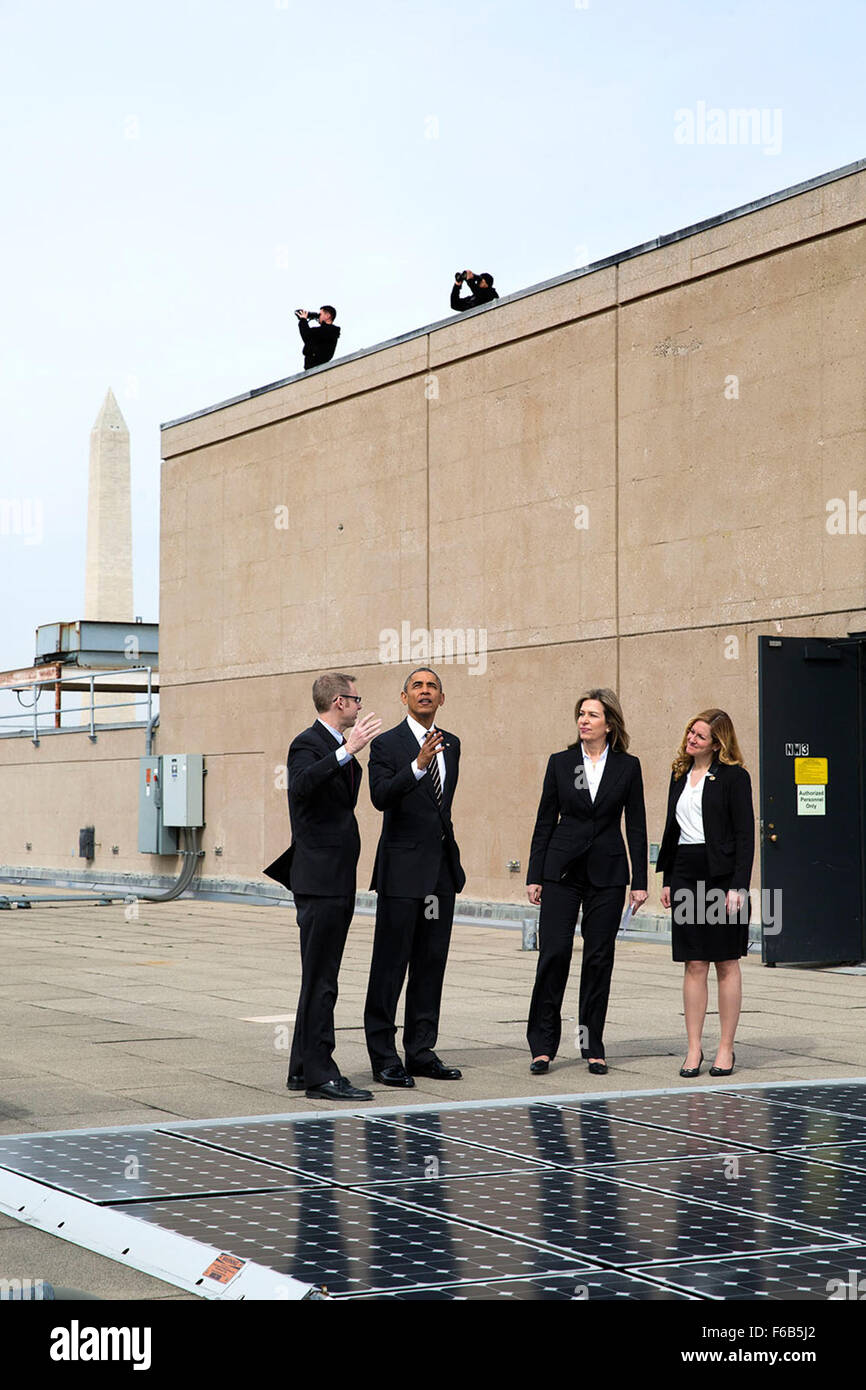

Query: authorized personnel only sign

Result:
[794,757,827,815]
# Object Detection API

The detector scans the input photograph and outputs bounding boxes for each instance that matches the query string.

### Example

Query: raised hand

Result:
[344,713,382,756]
[416,728,445,770]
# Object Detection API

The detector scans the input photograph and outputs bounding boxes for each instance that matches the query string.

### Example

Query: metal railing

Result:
[0,667,156,745]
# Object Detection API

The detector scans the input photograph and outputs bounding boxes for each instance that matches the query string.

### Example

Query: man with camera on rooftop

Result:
[295,305,341,370]
[450,269,499,313]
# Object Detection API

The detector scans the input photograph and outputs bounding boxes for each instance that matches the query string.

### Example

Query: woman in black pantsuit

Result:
[656,709,755,1079]
[525,689,648,1077]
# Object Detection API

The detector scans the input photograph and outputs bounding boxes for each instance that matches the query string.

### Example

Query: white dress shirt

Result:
[580,741,609,803]
[676,773,706,844]
[407,712,446,790]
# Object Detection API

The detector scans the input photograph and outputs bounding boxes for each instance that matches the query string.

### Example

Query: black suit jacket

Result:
[527,745,648,890]
[298,317,340,368]
[656,760,754,890]
[368,720,466,898]
[450,278,500,312]
[264,721,361,898]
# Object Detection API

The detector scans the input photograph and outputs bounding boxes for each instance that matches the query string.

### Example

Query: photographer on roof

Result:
[450,270,499,313]
[295,305,340,370]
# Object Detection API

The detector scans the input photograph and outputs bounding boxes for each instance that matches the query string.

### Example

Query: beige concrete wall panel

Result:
[178,617,226,681]
[160,531,187,585]
[618,236,694,310]
[447,641,620,902]
[157,578,189,681]
[618,625,759,907]
[195,752,265,877]
[820,433,866,604]
[0,729,144,769]
[619,466,692,550]
[160,466,187,538]
[0,731,146,876]
[320,336,430,403]
[161,376,329,459]
[221,559,274,622]
[161,338,431,461]
[428,344,620,635]
[622,519,828,635]
[619,170,866,304]
[164,380,429,682]
[821,171,866,226]
[428,514,485,624]
[429,492,617,650]
[429,268,617,367]
[429,319,617,523]
[618,231,866,634]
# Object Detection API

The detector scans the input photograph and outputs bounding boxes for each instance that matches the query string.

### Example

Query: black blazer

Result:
[264,721,361,898]
[656,760,755,890]
[527,745,648,890]
[368,720,466,898]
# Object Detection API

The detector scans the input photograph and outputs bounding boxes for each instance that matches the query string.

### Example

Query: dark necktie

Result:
[427,737,443,806]
[339,738,354,787]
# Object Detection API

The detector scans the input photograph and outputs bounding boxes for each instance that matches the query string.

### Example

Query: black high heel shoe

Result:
[709,1051,735,1077]
[679,1050,703,1079]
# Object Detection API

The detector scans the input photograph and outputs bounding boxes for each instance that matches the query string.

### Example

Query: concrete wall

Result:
[4,166,865,903]
[0,728,158,877]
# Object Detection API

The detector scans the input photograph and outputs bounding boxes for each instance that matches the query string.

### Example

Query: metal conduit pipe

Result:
[1,710,200,908]
[0,828,203,909]
[137,826,203,902]
[145,710,160,755]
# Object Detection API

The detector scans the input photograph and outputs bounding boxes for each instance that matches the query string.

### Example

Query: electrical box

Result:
[138,757,179,854]
[162,753,205,827]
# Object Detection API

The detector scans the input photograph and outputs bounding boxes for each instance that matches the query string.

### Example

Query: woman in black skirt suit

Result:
[526,688,648,1077]
[656,709,754,1078]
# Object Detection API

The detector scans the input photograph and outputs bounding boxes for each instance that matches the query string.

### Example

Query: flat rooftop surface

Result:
[0,895,864,1299]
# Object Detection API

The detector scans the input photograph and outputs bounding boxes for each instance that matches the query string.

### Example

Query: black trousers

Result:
[527,876,626,1061]
[364,863,456,1071]
[288,893,354,1089]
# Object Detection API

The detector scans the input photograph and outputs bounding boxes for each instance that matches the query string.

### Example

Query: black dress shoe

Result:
[407,1057,463,1080]
[587,1061,608,1076]
[373,1063,415,1088]
[709,1051,736,1077]
[286,1074,305,1092]
[679,1051,703,1079]
[305,1077,373,1101]
[529,1058,550,1075]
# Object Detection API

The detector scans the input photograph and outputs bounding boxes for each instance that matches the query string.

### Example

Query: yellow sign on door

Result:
[794,757,828,785]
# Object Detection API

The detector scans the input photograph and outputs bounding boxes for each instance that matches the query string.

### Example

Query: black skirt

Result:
[670,844,749,963]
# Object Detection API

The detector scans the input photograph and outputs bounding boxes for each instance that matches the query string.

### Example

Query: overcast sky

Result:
[1,0,864,675]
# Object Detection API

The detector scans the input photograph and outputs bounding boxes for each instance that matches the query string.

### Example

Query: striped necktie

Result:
[427,736,443,806]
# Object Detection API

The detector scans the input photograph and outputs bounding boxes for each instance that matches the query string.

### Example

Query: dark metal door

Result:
[758,635,864,965]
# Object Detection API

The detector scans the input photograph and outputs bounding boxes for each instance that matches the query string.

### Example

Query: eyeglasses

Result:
[335,694,362,704]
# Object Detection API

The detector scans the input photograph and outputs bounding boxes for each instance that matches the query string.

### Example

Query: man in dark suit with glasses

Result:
[267,672,380,1100]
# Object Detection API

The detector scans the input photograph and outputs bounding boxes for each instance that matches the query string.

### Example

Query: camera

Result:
[294,309,320,320]
[454,271,465,283]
